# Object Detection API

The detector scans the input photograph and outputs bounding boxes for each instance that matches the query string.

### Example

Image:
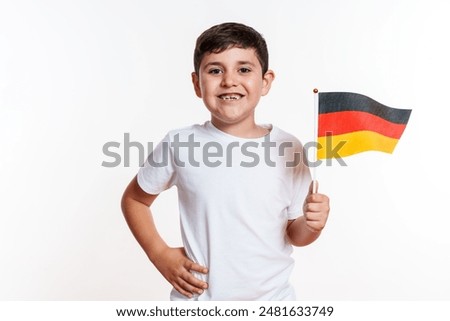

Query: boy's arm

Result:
[286,181,330,247]
[121,176,208,298]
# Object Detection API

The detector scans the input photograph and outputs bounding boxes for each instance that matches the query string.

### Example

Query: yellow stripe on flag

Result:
[317,130,400,159]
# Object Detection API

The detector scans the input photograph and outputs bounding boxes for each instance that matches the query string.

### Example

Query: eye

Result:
[208,68,222,74]
[239,67,251,73]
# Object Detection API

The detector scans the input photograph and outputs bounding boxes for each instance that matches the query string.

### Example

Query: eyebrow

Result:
[203,61,257,68]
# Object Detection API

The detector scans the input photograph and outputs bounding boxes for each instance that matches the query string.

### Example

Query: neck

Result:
[211,118,269,138]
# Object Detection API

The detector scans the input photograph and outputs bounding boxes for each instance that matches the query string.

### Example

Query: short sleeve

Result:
[137,133,177,195]
[286,143,312,220]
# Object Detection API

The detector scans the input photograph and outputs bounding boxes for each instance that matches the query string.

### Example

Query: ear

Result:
[261,69,275,96]
[191,72,202,98]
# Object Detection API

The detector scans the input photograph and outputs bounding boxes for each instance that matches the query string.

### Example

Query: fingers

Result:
[304,207,328,232]
[304,183,330,232]
[184,261,209,289]
[179,270,208,296]
[305,219,326,232]
[304,195,330,217]
[188,261,209,275]
[157,247,209,299]
[175,274,206,298]
[304,210,326,223]
[173,256,208,298]
[173,281,195,298]
[305,192,328,205]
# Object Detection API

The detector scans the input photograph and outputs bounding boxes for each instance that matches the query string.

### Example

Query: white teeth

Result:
[219,94,242,100]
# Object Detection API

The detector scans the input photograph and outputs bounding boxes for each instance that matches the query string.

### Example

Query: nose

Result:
[221,71,238,87]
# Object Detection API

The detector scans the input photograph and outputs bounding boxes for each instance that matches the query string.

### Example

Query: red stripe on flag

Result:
[318,111,407,139]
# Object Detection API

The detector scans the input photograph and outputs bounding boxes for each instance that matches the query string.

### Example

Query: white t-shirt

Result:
[137,121,311,300]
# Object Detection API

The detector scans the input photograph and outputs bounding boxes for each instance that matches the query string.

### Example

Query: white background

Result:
[1,0,449,300]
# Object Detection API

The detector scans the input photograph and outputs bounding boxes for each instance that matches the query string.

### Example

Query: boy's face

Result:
[192,47,274,132]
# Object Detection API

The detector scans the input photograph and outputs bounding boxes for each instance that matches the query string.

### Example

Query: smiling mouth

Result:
[218,94,243,100]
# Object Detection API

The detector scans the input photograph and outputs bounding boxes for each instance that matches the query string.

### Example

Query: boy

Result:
[121,22,330,300]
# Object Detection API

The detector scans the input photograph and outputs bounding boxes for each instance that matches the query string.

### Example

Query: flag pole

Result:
[312,88,319,193]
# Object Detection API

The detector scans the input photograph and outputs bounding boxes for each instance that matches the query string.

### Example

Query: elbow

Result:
[121,191,131,218]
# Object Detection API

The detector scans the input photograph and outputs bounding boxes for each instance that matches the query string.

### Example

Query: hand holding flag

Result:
[303,180,330,233]
[286,180,330,246]
[286,180,330,247]
[299,90,411,247]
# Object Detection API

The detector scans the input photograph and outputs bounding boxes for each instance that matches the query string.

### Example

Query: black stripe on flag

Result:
[319,92,412,124]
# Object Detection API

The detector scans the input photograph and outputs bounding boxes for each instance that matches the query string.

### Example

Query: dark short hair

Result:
[193,22,269,75]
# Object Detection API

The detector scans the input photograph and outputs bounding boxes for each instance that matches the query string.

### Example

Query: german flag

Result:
[317,92,412,159]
